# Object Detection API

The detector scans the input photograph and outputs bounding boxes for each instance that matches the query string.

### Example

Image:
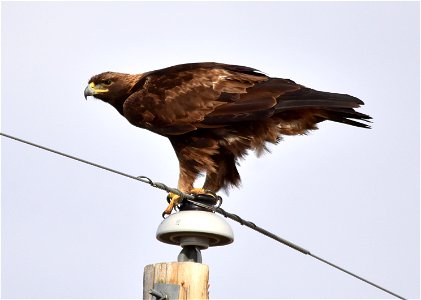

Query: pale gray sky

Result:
[1,1,419,299]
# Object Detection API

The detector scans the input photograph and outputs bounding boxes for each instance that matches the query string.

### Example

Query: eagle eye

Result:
[103,79,112,85]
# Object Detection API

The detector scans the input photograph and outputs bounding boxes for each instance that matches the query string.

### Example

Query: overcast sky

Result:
[1,1,419,299]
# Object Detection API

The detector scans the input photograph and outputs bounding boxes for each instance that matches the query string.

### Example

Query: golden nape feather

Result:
[85,62,371,214]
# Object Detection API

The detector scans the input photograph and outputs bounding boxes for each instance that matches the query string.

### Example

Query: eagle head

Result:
[84,72,138,114]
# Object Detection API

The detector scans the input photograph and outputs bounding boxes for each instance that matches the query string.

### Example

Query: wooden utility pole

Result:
[143,262,209,299]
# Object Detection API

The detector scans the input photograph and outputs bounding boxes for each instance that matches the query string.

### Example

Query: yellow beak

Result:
[84,82,109,100]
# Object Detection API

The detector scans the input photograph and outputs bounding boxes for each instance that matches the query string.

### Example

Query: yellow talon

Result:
[190,188,216,197]
[162,189,217,217]
[162,192,181,217]
[190,188,207,195]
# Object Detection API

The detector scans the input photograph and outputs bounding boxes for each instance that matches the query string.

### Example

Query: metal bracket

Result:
[149,283,180,300]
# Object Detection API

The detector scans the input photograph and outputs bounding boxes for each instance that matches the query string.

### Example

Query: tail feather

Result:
[320,107,372,128]
[275,86,372,128]
[321,109,372,128]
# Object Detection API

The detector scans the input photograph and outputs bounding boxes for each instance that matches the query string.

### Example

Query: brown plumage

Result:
[84,62,371,211]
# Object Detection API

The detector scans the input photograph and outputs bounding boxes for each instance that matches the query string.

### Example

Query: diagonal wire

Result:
[0,132,406,299]
[209,203,406,299]
[0,132,191,200]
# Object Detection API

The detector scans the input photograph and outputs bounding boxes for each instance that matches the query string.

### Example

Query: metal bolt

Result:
[149,288,167,300]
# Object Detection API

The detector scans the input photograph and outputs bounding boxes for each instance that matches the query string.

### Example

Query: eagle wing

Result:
[122,62,275,135]
[204,78,370,131]
[123,62,370,137]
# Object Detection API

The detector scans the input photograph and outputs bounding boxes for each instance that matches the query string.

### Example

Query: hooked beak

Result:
[84,82,109,100]
[84,82,95,100]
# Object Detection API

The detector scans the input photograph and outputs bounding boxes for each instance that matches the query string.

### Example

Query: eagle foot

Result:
[190,188,216,197]
[162,192,181,218]
[162,188,218,217]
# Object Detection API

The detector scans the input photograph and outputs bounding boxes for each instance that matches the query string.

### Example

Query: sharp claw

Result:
[162,192,180,217]
[162,211,169,219]
[163,202,175,215]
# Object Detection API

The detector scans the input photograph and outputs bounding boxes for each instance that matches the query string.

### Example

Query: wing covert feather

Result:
[123,63,268,134]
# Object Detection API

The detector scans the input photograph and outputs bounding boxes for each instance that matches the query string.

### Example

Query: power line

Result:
[213,204,406,299]
[0,132,189,199]
[0,132,406,299]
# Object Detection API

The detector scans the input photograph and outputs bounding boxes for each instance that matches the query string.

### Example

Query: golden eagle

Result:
[84,62,371,215]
